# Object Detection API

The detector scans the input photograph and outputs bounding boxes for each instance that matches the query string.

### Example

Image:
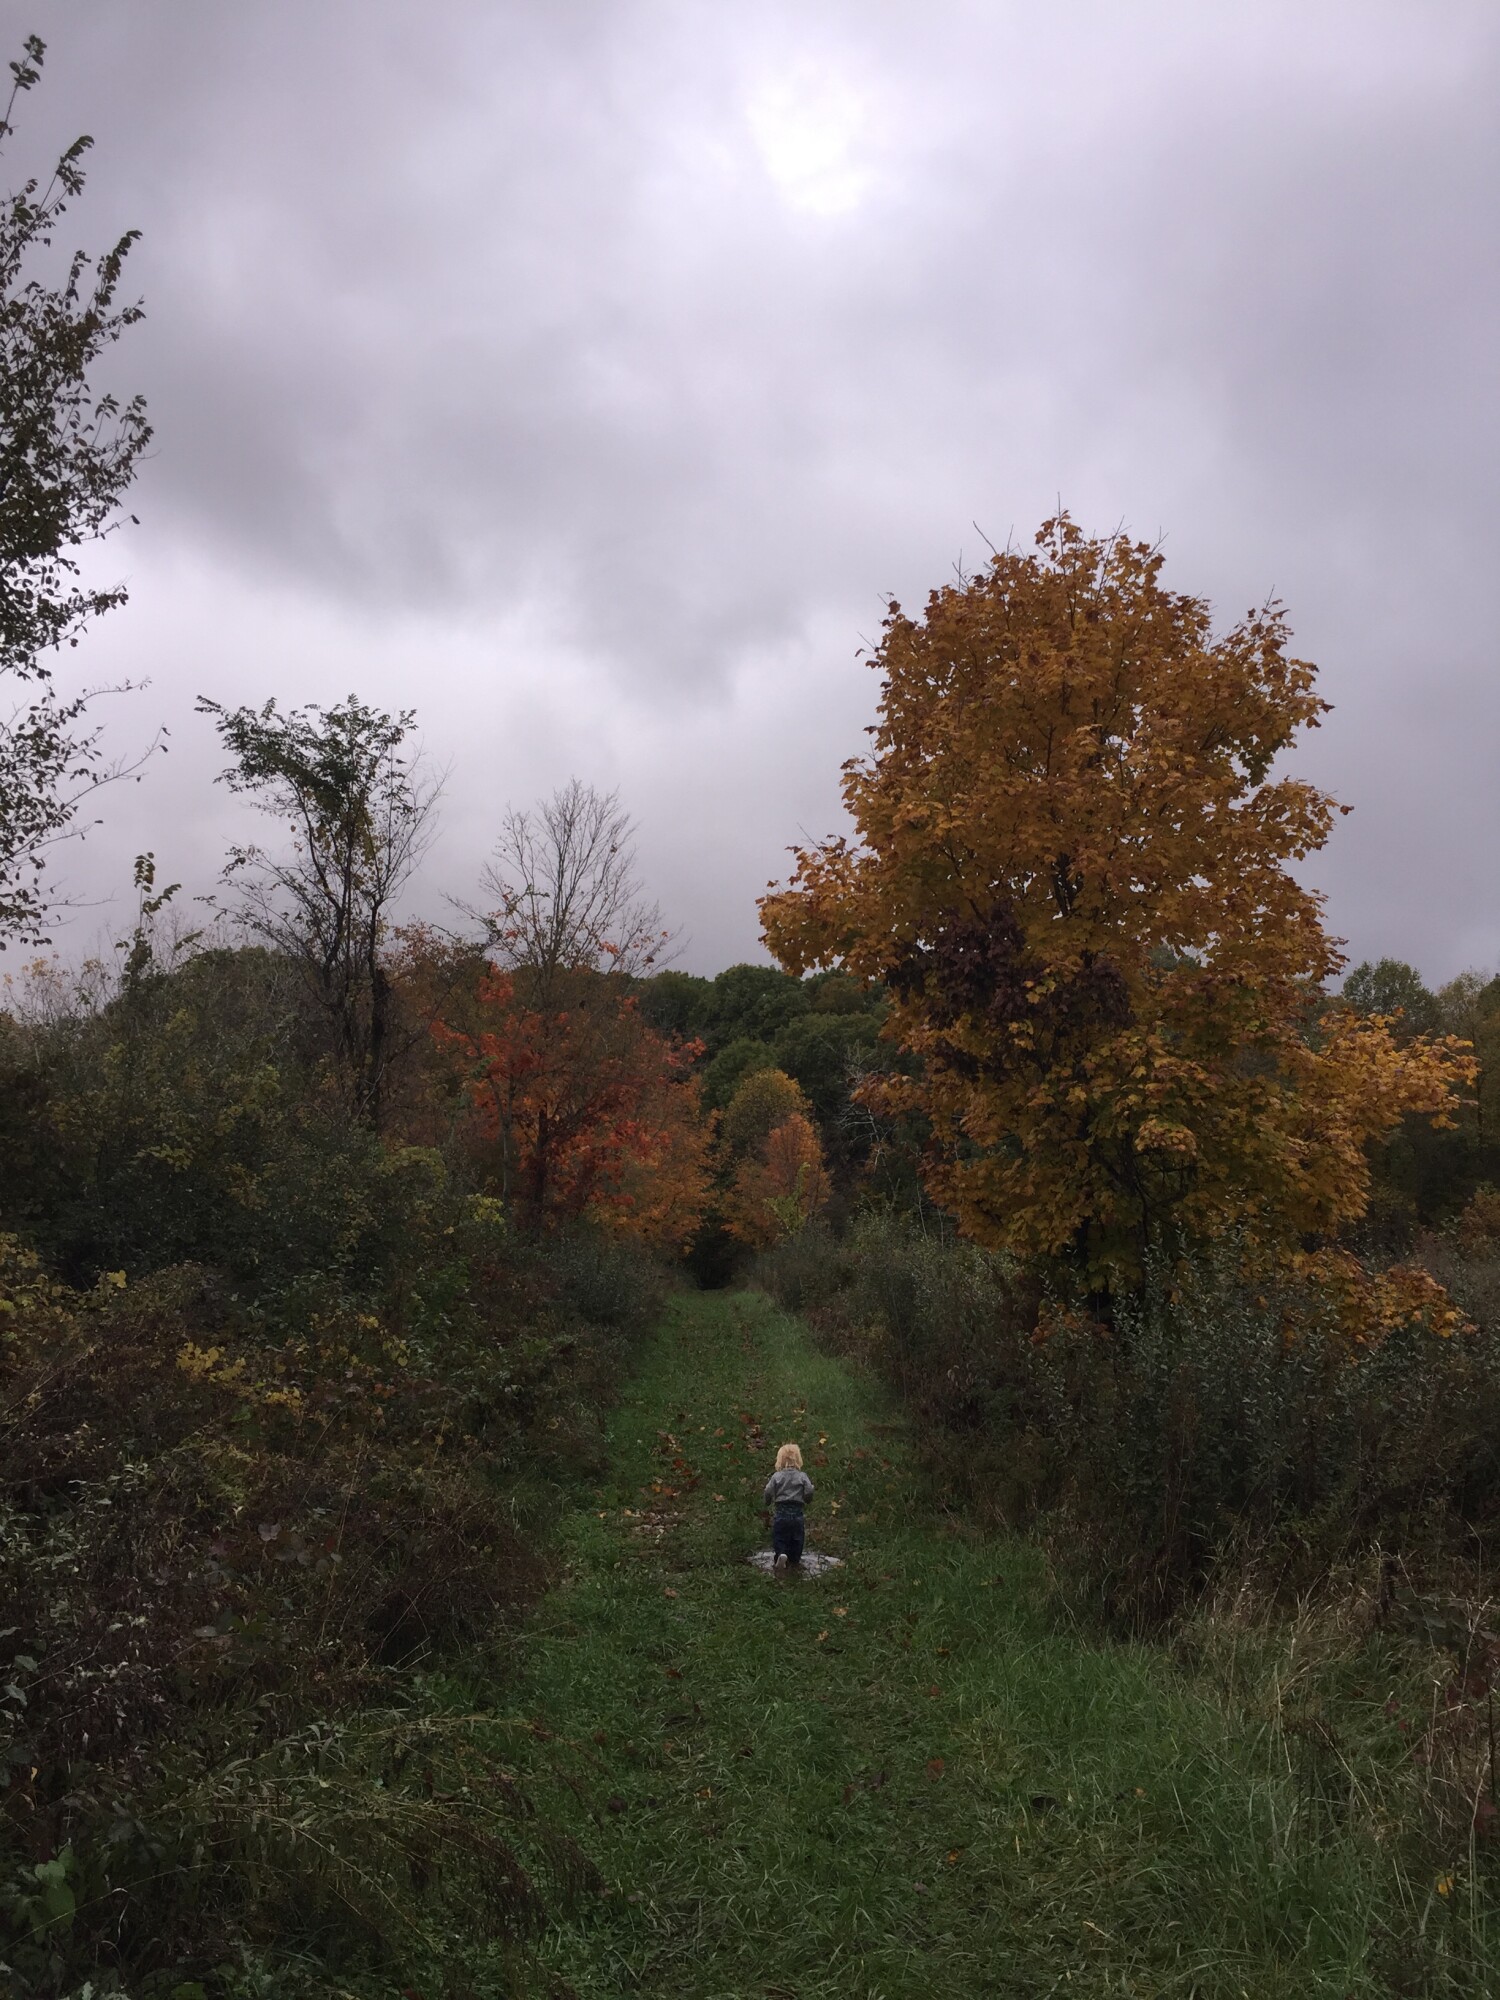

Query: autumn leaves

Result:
[761,513,1473,1298]
[717,1065,831,1248]
[433,968,713,1252]
[431,976,835,1259]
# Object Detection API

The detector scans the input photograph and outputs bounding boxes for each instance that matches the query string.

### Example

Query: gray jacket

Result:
[763,1467,815,1517]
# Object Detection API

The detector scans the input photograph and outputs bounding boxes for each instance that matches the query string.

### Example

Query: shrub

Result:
[760,1209,1500,1625]
[0,1210,658,1994]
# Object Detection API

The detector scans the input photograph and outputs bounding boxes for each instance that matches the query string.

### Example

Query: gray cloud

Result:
[18,0,1500,978]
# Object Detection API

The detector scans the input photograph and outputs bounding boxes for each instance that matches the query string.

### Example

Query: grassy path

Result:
[492,1291,1464,1998]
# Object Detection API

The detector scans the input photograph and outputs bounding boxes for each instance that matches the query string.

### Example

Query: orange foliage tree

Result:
[719,1067,830,1246]
[761,515,1473,1293]
[433,968,711,1252]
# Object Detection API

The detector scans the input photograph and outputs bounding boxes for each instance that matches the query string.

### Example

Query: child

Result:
[763,1442,814,1570]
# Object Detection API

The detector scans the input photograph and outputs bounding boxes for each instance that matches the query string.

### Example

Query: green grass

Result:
[463,1291,1497,1999]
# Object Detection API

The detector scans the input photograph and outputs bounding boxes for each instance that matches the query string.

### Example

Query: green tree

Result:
[770,1009,882,1131]
[700,1034,775,1112]
[807,970,882,1016]
[1438,971,1500,1170]
[1341,959,1440,1039]
[0,37,153,941]
[634,968,710,1039]
[701,963,808,1053]
[199,695,440,1130]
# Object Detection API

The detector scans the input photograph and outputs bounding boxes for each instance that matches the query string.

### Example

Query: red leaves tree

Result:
[434,968,710,1249]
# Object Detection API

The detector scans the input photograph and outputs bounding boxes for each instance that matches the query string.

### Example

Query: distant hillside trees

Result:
[634,959,890,1170]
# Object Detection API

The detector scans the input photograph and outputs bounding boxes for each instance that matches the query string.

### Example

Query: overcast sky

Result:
[17,1,1500,981]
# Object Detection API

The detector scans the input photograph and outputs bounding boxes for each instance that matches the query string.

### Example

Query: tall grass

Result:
[493,1290,1500,1998]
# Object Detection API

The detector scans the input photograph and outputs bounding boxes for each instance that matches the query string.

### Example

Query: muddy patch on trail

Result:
[747,1549,845,1578]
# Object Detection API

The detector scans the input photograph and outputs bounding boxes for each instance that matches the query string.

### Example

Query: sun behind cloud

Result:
[745,59,879,217]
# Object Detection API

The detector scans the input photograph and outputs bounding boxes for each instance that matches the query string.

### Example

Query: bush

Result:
[0,1204,659,1994]
[758,1210,1500,1625]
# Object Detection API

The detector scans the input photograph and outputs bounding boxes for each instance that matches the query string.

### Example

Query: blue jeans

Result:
[772,1511,805,1565]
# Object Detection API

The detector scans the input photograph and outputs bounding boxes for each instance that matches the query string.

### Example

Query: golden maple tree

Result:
[716,1068,831,1248]
[719,1066,809,1157]
[761,515,1473,1292]
[723,1109,831,1248]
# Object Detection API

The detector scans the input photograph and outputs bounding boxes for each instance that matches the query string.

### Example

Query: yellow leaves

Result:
[1133,1119,1198,1161]
[176,1341,246,1387]
[758,513,1473,1291]
[176,1339,307,1414]
[1458,1185,1500,1255]
[1290,1249,1472,1350]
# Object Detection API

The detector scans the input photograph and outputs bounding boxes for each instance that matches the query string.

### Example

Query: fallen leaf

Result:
[927,1685,943,1699]
[925,1757,945,1779]
[817,1630,829,1643]
[664,1667,682,1679]
[833,1606,848,1618]
[946,1848,963,1865]
[663,1588,678,1599]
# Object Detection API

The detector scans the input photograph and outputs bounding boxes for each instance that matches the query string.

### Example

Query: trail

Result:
[495,1291,1413,1998]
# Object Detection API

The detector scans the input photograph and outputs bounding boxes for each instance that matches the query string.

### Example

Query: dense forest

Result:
[6,33,1500,1999]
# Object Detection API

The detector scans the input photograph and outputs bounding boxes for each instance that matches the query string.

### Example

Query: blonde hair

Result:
[775,1442,803,1471]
